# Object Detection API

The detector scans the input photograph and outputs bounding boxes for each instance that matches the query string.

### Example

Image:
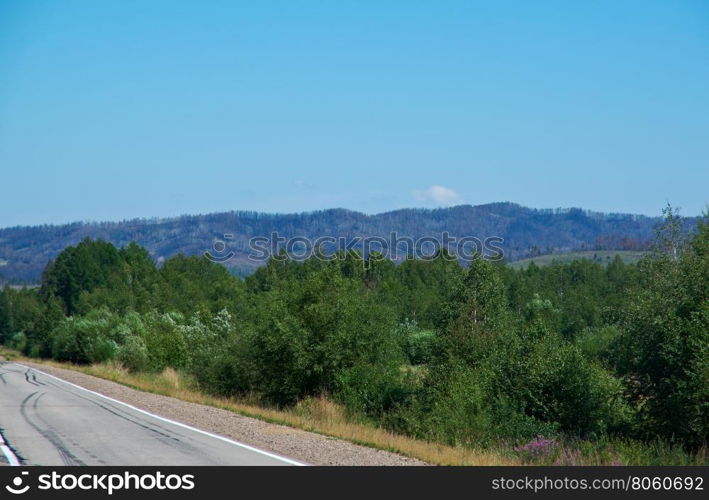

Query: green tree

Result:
[440,257,509,364]
[0,287,12,343]
[235,263,401,405]
[157,254,245,315]
[616,212,708,446]
[41,238,123,315]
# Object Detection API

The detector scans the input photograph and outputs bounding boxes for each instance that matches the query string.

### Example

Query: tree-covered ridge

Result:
[0,209,706,464]
[0,202,674,284]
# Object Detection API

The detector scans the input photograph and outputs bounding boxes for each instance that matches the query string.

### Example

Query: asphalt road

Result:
[0,362,303,466]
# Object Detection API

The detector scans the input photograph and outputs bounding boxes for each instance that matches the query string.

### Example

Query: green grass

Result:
[509,250,645,270]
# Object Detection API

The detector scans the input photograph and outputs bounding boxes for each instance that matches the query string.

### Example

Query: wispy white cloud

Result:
[413,185,462,206]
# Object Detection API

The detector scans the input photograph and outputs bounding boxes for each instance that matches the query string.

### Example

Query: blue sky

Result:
[1,1,708,227]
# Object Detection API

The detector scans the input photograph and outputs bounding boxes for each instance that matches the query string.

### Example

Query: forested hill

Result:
[0,202,672,283]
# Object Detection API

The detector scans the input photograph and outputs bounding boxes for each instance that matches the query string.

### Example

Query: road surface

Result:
[0,361,303,466]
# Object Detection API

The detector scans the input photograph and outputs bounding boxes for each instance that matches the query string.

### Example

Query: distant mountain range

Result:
[0,203,681,283]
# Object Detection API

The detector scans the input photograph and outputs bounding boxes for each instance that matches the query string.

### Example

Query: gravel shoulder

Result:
[19,361,427,466]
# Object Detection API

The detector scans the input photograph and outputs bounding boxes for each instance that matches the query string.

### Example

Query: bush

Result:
[140,312,189,371]
[388,361,556,446]
[479,330,630,437]
[519,336,630,435]
[219,265,403,405]
[396,320,436,365]
[615,247,709,446]
[178,309,231,370]
[7,332,27,352]
[194,347,255,396]
[116,334,149,372]
[334,361,409,418]
[49,309,120,364]
[576,326,621,367]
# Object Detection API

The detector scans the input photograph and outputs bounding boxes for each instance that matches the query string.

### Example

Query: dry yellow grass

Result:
[0,349,517,465]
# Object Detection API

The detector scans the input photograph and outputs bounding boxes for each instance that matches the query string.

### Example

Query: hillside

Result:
[0,202,668,283]
[508,250,646,270]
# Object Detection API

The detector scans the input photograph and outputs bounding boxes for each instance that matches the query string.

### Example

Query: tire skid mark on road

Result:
[0,361,23,385]
[24,369,40,386]
[31,371,45,385]
[31,391,108,465]
[19,391,86,466]
[41,378,219,462]
[1,364,35,380]
[43,378,186,444]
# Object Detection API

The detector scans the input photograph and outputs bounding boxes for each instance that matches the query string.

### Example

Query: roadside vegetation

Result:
[0,205,706,465]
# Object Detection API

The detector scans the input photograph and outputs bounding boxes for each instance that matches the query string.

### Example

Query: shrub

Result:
[7,332,27,352]
[395,321,436,365]
[220,265,403,405]
[615,248,709,446]
[576,325,621,367]
[140,312,189,371]
[178,309,231,369]
[389,361,555,446]
[49,309,120,364]
[116,334,150,372]
[334,361,409,418]
[519,335,630,436]
[193,338,256,396]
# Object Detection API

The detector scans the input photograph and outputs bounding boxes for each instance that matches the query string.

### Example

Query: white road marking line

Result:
[16,364,307,466]
[0,433,21,466]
